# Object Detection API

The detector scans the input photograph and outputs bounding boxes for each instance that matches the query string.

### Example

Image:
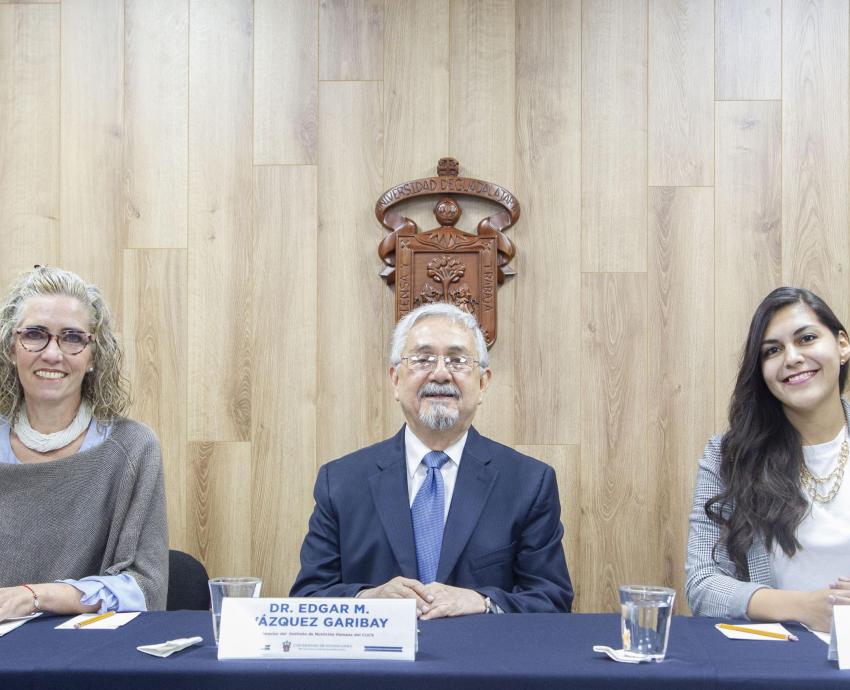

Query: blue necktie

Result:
[411,451,450,584]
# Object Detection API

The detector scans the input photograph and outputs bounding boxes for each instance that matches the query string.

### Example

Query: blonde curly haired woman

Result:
[0,266,167,620]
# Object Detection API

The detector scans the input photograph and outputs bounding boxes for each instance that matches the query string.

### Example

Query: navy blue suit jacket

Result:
[290,426,573,613]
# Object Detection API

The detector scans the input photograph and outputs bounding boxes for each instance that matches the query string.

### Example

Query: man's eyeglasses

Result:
[401,354,479,373]
[16,327,92,355]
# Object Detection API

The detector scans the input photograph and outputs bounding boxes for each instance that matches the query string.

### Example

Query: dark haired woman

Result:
[686,287,850,631]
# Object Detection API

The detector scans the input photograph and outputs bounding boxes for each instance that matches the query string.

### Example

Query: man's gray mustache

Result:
[418,383,460,399]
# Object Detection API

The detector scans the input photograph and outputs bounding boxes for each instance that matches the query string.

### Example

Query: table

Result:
[0,612,844,689]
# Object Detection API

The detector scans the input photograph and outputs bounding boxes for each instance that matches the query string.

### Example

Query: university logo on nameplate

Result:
[217,598,417,661]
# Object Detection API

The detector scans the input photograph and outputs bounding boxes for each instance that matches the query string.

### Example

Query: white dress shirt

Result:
[404,425,468,522]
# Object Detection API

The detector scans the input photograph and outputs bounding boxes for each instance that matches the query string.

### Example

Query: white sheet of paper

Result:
[829,605,850,667]
[0,612,41,637]
[55,612,140,630]
[803,624,831,645]
[715,623,793,640]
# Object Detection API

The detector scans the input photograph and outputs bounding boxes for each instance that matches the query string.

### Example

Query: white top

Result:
[404,425,468,522]
[772,426,850,590]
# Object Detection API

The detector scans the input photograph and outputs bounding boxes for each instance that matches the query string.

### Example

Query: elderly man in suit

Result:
[290,302,573,618]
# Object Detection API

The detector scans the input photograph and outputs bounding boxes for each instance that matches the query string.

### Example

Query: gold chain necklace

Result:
[800,434,849,504]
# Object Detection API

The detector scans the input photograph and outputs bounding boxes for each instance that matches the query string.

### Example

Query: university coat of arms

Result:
[376,158,519,346]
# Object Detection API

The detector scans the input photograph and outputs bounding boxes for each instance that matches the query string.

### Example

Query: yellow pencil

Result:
[717,623,798,641]
[74,611,117,629]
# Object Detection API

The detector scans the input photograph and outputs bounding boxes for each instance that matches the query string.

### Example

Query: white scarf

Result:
[14,400,93,452]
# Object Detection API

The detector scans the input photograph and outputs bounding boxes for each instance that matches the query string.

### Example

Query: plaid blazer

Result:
[685,399,850,618]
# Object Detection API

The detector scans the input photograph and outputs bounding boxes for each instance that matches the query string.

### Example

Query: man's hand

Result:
[357,576,434,615]
[418,583,487,620]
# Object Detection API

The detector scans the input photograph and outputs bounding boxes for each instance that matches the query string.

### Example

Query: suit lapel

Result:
[368,428,418,578]
[436,427,497,582]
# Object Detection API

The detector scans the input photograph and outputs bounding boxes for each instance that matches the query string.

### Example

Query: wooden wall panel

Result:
[515,0,580,445]
[715,101,781,428]
[581,273,650,612]
[319,0,383,81]
[648,187,714,613]
[317,81,384,462]
[123,250,188,551]
[0,4,58,288]
[782,0,849,316]
[648,0,713,187]
[517,444,582,609]
[449,0,515,444]
[383,0,449,179]
[251,166,317,596]
[254,0,317,165]
[715,0,780,100]
[5,0,850,615]
[582,0,647,272]
[124,0,188,249]
[59,0,123,307]
[187,0,253,442]
[381,0,450,439]
[188,442,252,577]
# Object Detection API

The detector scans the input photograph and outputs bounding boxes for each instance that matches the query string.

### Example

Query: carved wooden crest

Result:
[376,158,519,346]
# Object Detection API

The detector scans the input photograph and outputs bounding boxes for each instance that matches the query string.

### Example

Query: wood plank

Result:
[319,0,383,81]
[187,442,252,578]
[123,249,188,551]
[251,166,317,597]
[254,0,317,165]
[0,3,58,288]
[515,0,580,445]
[449,0,515,444]
[581,273,650,612]
[187,0,253,441]
[715,101,781,428]
[317,81,384,462]
[782,0,849,317]
[59,0,123,308]
[648,0,713,186]
[381,0,450,438]
[647,187,714,613]
[582,0,647,272]
[715,0,780,100]
[383,0,449,180]
[124,0,188,248]
[516,445,582,610]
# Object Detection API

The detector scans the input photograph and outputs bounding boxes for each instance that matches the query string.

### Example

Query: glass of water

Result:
[208,577,262,644]
[619,585,676,661]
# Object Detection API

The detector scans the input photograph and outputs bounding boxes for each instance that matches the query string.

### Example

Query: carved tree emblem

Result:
[376,158,519,346]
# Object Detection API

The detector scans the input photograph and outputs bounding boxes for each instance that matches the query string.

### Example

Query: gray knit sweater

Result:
[0,418,168,610]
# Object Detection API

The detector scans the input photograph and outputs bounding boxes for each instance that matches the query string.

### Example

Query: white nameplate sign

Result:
[829,605,850,669]
[217,597,416,661]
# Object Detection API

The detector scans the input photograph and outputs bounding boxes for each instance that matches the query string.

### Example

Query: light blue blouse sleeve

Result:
[58,574,148,613]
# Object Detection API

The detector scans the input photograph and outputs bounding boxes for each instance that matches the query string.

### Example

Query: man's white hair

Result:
[389,302,489,368]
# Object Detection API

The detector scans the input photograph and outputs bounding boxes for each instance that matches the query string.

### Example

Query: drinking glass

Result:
[619,585,676,661]
[208,576,262,644]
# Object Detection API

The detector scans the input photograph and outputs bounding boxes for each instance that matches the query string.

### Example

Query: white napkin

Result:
[137,636,204,657]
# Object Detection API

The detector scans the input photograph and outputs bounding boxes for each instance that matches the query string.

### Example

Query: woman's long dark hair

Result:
[707,287,848,576]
